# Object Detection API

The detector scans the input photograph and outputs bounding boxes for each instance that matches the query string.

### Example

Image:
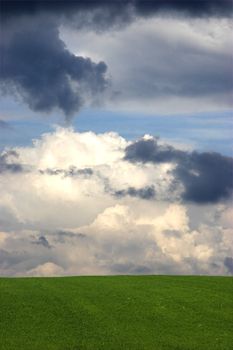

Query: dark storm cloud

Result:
[175,151,233,203]
[115,185,156,200]
[1,1,232,117]
[0,150,23,174]
[125,138,233,203]
[125,138,185,163]
[1,0,232,20]
[0,20,108,119]
[133,0,233,17]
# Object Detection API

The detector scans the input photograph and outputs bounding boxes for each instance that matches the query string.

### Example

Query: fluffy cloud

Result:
[27,262,65,277]
[0,128,232,276]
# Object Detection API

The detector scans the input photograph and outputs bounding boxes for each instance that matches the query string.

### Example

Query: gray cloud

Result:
[1,0,232,119]
[31,235,52,249]
[0,249,24,270]
[0,19,108,119]
[125,138,185,163]
[0,150,23,174]
[111,262,152,274]
[133,0,233,17]
[115,185,156,200]
[224,257,233,274]
[120,44,233,101]
[39,166,93,177]
[57,4,232,115]
[175,151,233,203]
[125,138,233,203]
[2,0,232,21]
[54,230,86,244]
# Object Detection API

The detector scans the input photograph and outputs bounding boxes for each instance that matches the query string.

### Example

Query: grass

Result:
[0,275,232,350]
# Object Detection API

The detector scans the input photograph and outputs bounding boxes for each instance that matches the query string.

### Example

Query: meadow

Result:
[0,276,232,350]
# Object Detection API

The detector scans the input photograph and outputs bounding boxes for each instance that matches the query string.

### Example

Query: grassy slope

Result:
[0,276,232,350]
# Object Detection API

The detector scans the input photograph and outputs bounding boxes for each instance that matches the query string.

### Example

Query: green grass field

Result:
[0,276,232,350]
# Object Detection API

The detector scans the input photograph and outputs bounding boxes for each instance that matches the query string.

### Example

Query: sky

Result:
[0,0,233,277]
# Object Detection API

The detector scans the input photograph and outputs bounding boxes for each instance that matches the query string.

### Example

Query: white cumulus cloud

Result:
[0,127,232,276]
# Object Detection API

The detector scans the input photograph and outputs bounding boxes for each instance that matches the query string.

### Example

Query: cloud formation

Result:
[0,150,24,174]
[39,166,93,178]
[1,1,232,118]
[114,185,156,200]
[61,15,233,114]
[0,128,232,276]
[2,0,232,21]
[0,19,108,119]
[125,137,233,203]
[31,235,52,249]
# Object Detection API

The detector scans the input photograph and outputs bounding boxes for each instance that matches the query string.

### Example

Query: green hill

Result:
[0,276,232,350]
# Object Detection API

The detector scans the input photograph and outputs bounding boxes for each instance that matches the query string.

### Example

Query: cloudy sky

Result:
[0,0,233,276]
